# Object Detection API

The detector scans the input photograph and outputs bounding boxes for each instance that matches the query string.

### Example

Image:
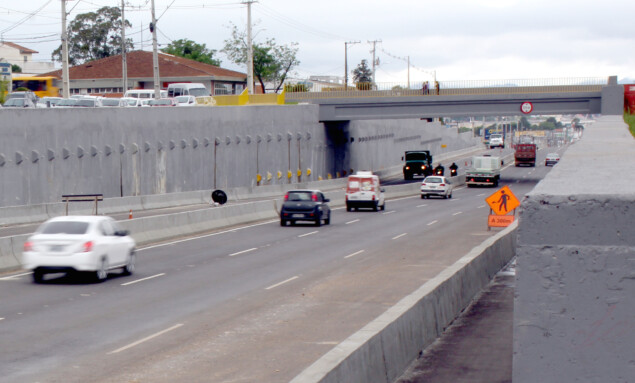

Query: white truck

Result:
[466,155,502,187]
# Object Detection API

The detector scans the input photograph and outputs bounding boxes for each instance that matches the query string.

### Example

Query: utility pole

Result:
[244,0,256,94]
[61,0,72,98]
[368,39,381,84]
[407,56,410,88]
[150,0,160,98]
[344,40,360,91]
[121,0,127,94]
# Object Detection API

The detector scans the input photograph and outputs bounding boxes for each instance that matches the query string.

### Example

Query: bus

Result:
[11,76,60,98]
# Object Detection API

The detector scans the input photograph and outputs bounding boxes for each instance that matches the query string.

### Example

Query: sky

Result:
[1,0,634,86]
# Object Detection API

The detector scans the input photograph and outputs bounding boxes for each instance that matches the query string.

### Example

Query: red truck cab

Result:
[514,143,536,167]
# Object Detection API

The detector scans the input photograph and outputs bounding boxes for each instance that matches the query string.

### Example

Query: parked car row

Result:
[2,93,199,109]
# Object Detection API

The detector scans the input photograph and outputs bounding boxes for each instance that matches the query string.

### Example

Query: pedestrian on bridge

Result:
[422,81,429,95]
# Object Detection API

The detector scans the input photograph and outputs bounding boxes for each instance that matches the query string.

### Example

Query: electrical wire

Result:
[0,0,54,34]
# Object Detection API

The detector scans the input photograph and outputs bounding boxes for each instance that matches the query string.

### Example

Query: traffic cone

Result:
[129,209,133,219]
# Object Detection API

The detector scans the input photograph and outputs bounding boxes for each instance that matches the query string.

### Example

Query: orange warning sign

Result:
[485,186,520,216]
[488,215,515,227]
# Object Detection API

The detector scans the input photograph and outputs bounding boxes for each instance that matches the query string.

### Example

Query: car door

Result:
[319,192,331,219]
[100,220,126,266]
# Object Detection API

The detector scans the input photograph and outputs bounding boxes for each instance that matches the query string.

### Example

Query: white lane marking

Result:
[138,220,278,251]
[392,233,407,240]
[427,220,438,226]
[477,193,485,197]
[108,323,184,354]
[345,219,360,225]
[265,276,299,290]
[229,247,258,257]
[0,272,32,280]
[344,250,365,259]
[121,273,165,286]
[0,318,4,321]
[298,231,318,238]
[478,205,486,209]
[416,204,428,208]
[453,211,463,216]
[382,210,396,215]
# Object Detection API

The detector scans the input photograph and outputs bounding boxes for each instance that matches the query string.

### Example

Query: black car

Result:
[280,190,331,226]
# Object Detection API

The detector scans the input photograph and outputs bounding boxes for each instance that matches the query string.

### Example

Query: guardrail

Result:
[285,77,607,100]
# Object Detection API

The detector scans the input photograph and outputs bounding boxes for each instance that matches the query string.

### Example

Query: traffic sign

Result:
[488,215,515,227]
[520,102,533,114]
[485,185,520,216]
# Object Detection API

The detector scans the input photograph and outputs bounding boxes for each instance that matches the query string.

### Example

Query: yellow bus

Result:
[11,76,60,98]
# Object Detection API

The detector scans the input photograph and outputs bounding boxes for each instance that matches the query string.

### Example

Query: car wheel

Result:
[381,203,385,211]
[95,258,108,282]
[373,203,378,212]
[315,217,322,227]
[122,250,136,275]
[280,219,287,226]
[449,193,453,199]
[325,215,330,225]
[421,194,425,199]
[32,270,44,284]
[346,205,352,212]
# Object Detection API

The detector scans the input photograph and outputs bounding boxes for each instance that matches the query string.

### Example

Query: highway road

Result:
[0,147,563,383]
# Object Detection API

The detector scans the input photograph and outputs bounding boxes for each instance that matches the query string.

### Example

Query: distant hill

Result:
[618,77,634,84]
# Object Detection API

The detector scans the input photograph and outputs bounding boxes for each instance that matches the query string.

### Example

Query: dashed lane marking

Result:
[345,219,360,225]
[344,250,365,259]
[108,323,184,354]
[392,233,407,240]
[298,231,318,238]
[427,220,438,226]
[229,248,258,257]
[265,276,299,290]
[121,273,165,286]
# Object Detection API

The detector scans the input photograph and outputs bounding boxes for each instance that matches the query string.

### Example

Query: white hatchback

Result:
[420,176,453,199]
[22,216,136,283]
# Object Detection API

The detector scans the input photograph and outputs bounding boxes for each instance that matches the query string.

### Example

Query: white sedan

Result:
[22,216,136,283]
[420,176,453,199]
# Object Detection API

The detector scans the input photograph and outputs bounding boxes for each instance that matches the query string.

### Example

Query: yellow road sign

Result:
[485,185,520,215]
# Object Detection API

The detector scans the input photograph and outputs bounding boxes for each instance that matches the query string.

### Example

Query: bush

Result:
[625,112,635,138]
[284,83,308,93]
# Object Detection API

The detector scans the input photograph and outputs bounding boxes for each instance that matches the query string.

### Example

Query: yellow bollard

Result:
[306,168,312,176]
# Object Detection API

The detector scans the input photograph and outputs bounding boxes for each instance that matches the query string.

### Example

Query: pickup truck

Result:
[514,143,536,167]
[466,155,502,187]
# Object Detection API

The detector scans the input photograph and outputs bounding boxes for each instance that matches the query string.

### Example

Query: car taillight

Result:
[440,183,445,186]
[345,195,348,200]
[421,165,426,170]
[23,241,33,252]
[421,183,426,186]
[372,195,376,200]
[405,166,410,170]
[284,193,289,201]
[82,241,93,252]
[312,194,318,202]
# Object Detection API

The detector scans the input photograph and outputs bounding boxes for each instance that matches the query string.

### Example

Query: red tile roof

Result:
[1,42,38,54]
[42,50,246,80]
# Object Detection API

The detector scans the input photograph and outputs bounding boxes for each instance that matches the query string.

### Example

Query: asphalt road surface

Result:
[0,147,562,383]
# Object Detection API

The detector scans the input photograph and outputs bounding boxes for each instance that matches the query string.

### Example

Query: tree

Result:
[352,60,372,86]
[539,117,563,131]
[11,64,21,73]
[52,6,133,65]
[222,23,300,93]
[161,39,221,66]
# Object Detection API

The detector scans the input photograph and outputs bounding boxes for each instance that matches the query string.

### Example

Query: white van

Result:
[345,171,386,212]
[123,89,167,99]
[167,83,210,97]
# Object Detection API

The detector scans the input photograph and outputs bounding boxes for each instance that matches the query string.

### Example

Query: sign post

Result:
[485,185,520,230]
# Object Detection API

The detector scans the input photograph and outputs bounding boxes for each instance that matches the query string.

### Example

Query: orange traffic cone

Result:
[129,209,133,219]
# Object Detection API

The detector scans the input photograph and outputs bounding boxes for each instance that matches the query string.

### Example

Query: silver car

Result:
[421,176,453,199]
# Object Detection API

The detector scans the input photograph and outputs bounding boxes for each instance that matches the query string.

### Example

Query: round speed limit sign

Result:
[520,102,533,114]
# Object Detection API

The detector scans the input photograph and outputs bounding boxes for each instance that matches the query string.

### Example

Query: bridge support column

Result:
[601,75,624,115]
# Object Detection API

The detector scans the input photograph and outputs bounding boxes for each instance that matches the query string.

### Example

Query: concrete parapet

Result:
[513,116,635,382]
[290,222,517,383]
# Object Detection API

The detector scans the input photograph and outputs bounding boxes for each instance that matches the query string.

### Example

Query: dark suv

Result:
[280,190,331,226]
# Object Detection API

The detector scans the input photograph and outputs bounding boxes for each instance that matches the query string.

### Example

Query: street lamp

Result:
[344,41,360,91]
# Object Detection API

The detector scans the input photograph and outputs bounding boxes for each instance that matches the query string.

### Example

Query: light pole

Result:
[121,0,127,94]
[344,41,360,90]
[61,0,72,98]
[150,0,160,99]
[244,1,256,94]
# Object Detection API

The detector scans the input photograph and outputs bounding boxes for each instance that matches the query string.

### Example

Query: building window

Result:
[214,83,232,95]
[23,56,28,62]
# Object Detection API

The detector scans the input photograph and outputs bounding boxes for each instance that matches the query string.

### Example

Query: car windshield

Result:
[4,98,25,106]
[188,88,209,97]
[176,96,192,103]
[39,221,90,235]
[58,99,77,106]
[75,99,96,107]
[102,99,121,106]
[287,192,312,201]
[424,177,443,183]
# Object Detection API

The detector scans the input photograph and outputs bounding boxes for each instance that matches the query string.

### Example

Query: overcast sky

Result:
[2,0,634,85]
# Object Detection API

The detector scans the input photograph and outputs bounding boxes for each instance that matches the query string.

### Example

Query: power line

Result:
[1,0,54,35]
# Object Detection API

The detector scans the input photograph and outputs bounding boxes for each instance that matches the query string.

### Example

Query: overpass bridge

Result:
[285,76,624,122]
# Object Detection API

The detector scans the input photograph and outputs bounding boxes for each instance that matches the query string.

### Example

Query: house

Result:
[0,42,55,75]
[41,50,247,97]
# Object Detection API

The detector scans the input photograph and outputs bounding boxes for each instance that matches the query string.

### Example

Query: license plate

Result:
[292,214,304,218]
[50,245,65,252]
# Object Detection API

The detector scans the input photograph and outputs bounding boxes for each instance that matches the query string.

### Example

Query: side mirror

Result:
[380,188,386,192]
[401,156,404,161]
[115,230,130,237]
[323,198,330,203]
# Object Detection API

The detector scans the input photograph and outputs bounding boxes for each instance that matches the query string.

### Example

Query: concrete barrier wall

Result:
[0,106,481,208]
[513,116,635,382]
[290,223,517,383]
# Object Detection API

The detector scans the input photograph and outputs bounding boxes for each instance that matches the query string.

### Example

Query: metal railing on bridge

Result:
[285,77,607,100]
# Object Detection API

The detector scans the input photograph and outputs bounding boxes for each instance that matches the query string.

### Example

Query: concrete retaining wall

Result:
[513,116,635,382]
[290,223,517,383]
[0,105,480,208]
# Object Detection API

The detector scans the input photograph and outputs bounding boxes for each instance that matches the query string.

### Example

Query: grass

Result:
[625,112,635,138]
